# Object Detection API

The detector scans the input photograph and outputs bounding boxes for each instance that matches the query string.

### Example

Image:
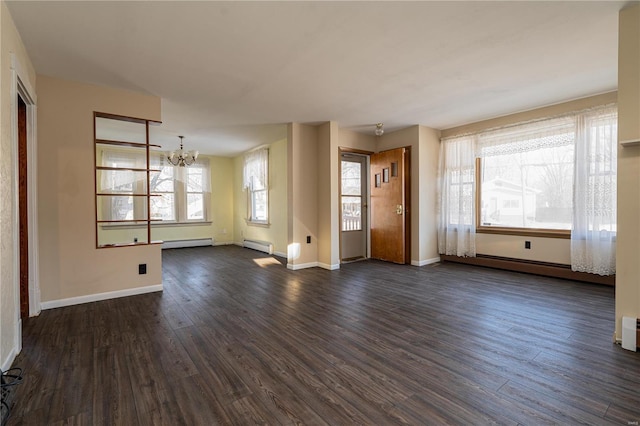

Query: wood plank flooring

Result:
[7,245,640,425]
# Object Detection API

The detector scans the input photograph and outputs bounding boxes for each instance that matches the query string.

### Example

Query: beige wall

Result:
[0,0,37,369]
[376,125,441,265]
[336,126,441,265]
[317,121,340,269]
[442,91,618,265]
[37,75,162,304]
[234,138,288,256]
[615,4,640,339]
[417,125,441,263]
[287,123,318,268]
[338,128,376,153]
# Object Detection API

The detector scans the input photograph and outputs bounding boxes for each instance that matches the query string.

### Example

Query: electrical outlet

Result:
[138,264,147,275]
[525,241,531,249]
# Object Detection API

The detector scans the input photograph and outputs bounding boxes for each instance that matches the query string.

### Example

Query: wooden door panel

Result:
[370,148,405,263]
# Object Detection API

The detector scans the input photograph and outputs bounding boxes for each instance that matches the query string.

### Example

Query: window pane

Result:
[97,169,147,194]
[342,196,361,231]
[341,161,361,195]
[481,145,574,229]
[97,195,148,221]
[150,194,175,221]
[150,167,174,192]
[187,168,204,192]
[187,193,204,220]
[252,189,267,221]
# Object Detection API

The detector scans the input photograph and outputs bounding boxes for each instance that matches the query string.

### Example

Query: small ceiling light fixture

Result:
[167,135,198,167]
[374,123,384,137]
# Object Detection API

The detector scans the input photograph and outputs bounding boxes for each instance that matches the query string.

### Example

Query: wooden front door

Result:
[370,147,408,264]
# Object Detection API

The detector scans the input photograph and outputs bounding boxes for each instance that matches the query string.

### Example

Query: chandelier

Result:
[167,136,198,167]
[375,123,384,136]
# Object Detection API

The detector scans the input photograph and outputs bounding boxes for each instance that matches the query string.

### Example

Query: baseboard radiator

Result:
[440,254,615,286]
[243,239,273,255]
[162,238,213,249]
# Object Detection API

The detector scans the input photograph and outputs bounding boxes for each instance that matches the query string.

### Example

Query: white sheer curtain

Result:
[437,135,476,257]
[571,105,618,275]
[477,116,575,157]
[243,147,269,190]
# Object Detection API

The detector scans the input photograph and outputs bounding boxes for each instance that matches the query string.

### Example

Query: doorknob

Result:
[396,204,403,215]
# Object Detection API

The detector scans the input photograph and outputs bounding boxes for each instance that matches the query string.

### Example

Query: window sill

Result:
[246,219,270,228]
[477,226,570,239]
[152,221,211,228]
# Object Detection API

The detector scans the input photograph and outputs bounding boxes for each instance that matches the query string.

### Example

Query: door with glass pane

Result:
[341,153,368,261]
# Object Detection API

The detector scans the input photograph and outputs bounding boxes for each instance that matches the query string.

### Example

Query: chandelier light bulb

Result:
[375,123,384,137]
[166,135,198,167]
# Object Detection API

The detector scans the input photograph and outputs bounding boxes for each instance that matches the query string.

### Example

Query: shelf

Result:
[96,139,162,149]
[95,111,161,249]
[96,193,159,197]
[98,241,162,249]
[620,139,640,147]
[96,166,161,172]
[95,111,161,126]
[97,219,151,224]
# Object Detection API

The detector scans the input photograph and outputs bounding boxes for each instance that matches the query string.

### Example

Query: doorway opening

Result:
[340,152,369,263]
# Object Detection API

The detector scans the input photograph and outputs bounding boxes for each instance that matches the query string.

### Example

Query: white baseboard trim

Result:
[162,238,213,249]
[411,257,441,267]
[1,346,18,373]
[318,262,340,271]
[213,241,233,247]
[287,261,318,270]
[274,251,287,258]
[41,284,163,310]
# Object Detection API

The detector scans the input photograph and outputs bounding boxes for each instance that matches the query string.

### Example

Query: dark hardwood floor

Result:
[7,245,640,425]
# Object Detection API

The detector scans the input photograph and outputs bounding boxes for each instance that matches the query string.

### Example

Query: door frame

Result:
[339,147,373,262]
[10,53,40,356]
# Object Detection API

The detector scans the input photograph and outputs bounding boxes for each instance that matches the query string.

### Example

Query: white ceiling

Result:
[6,1,628,156]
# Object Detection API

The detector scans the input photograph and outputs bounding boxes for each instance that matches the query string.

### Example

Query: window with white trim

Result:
[100,148,210,223]
[243,147,269,224]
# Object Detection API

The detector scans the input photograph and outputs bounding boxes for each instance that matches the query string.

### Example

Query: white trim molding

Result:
[9,53,39,362]
[287,261,319,270]
[318,262,340,271]
[411,257,442,267]
[40,284,163,310]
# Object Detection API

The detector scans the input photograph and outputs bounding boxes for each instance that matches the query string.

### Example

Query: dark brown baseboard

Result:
[440,254,615,286]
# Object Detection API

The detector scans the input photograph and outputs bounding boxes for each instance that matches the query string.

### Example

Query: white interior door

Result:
[340,153,368,261]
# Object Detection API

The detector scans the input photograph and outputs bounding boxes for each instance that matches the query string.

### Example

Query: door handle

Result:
[396,204,403,215]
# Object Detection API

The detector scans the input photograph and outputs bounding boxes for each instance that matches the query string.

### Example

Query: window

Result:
[186,166,206,220]
[341,160,362,231]
[98,148,148,222]
[150,166,175,221]
[475,107,617,236]
[479,144,574,231]
[101,149,210,223]
[243,148,269,224]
